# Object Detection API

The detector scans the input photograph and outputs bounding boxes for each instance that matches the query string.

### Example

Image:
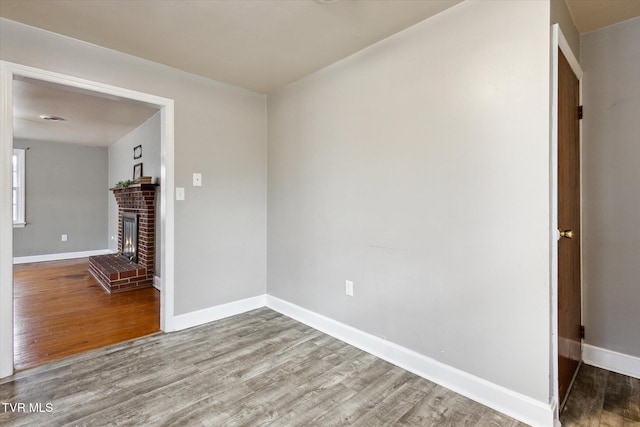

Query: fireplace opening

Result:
[121,212,138,263]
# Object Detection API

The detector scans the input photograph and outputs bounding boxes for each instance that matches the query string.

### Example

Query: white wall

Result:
[108,112,162,274]
[581,17,640,358]
[13,138,108,256]
[2,2,562,411]
[268,0,551,402]
[1,18,267,314]
[550,0,580,58]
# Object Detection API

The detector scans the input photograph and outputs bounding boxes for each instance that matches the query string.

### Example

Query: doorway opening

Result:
[550,24,584,419]
[0,61,176,378]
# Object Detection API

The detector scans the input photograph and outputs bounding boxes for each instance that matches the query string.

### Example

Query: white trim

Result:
[159,102,175,332]
[266,295,554,427]
[0,61,14,378]
[13,249,113,264]
[583,344,640,379]
[550,400,561,427]
[153,275,161,291]
[172,295,266,331]
[0,60,175,378]
[550,25,561,417]
[12,148,25,226]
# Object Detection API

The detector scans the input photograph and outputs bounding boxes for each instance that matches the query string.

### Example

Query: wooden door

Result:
[558,49,582,406]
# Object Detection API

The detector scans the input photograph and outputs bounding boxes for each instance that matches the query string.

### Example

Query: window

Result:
[12,148,25,227]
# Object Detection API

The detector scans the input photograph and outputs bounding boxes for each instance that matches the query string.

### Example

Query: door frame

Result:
[0,61,176,378]
[550,24,583,420]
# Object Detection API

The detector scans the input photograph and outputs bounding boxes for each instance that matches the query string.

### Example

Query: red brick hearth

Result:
[89,184,157,293]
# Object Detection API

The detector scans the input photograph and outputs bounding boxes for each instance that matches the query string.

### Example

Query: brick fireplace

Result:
[89,184,157,293]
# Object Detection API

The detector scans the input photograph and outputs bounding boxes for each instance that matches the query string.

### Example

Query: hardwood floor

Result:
[8,269,636,426]
[13,258,160,371]
[1,308,527,426]
[561,364,640,426]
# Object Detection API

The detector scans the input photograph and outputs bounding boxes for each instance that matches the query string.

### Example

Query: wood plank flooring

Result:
[561,364,640,426]
[1,308,527,426]
[13,258,160,371]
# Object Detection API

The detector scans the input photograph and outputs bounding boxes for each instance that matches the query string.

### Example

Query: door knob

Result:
[559,229,574,239]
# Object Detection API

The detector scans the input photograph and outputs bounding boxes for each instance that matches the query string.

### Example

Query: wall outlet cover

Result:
[345,280,354,296]
[176,187,185,201]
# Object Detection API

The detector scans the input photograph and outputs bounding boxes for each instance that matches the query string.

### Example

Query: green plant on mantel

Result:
[115,180,136,188]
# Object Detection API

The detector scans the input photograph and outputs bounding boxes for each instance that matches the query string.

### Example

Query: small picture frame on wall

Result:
[133,163,143,181]
[133,145,142,159]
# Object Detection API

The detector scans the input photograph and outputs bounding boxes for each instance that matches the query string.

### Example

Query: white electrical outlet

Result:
[61,234,68,242]
[176,187,185,200]
[345,280,354,297]
[193,173,202,187]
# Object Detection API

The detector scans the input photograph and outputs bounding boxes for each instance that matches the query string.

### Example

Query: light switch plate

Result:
[193,173,202,187]
[176,187,185,200]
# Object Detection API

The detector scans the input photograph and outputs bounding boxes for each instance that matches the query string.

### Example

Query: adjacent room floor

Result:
[13,258,160,371]
[560,364,640,426]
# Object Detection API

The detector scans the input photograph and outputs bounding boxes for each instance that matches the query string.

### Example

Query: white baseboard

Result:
[13,249,113,264]
[153,276,161,291]
[172,295,266,331]
[583,344,640,379]
[266,295,554,427]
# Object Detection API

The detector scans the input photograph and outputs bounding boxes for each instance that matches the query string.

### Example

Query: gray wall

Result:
[13,139,108,256]
[550,0,580,58]
[581,18,640,358]
[268,0,551,402]
[1,18,267,315]
[108,112,161,276]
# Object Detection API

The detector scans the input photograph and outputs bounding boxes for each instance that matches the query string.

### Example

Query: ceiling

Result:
[0,0,463,94]
[2,0,638,94]
[566,0,640,33]
[2,0,638,146]
[13,78,159,147]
